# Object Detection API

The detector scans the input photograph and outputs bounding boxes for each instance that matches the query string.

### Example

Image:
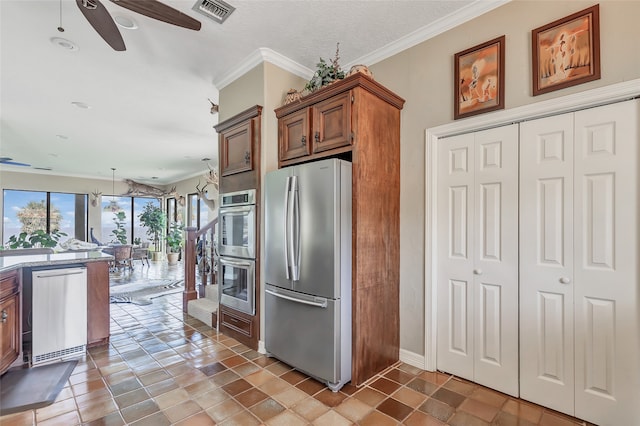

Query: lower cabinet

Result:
[0,269,20,374]
[219,305,256,348]
[86,261,110,346]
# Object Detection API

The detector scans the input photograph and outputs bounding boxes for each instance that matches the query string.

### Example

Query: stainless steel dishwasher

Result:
[31,266,87,365]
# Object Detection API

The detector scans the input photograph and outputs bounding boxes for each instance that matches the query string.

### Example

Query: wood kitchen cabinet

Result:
[0,269,20,375]
[86,261,110,347]
[217,105,263,181]
[214,105,262,351]
[275,73,405,386]
[279,91,352,164]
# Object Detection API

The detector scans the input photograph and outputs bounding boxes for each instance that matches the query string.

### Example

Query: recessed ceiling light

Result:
[151,176,159,180]
[50,37,79,51]
[55,134,68,140]
[201,157,211,161]
[114,15,138,30]
[71,101,91,109]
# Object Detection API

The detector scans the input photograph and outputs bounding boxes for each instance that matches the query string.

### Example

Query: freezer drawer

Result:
[265,285,351,390]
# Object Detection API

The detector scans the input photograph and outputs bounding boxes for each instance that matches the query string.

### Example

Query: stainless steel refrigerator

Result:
[264,158,352,391]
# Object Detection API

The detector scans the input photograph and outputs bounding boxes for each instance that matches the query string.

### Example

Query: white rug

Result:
[110,279,184,305]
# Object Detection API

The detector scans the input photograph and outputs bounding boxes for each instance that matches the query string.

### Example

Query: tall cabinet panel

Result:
[437,124,519,397]
[520,99,639,425]
[275,73,404,386]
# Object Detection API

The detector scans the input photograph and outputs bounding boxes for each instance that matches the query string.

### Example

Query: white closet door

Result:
[437,125,519,396]
[437,132,475,381]
[520,113,575,414]
[472,125,519,397]
[573,100,640,425]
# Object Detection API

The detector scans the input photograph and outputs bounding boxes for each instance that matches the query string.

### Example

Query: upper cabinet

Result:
[275,74,402,169]
[215,105,262,194]
[278,91,352,164]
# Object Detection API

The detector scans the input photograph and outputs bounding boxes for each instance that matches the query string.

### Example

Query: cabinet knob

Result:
[244,151,250,164]
[301,136,306,146]
[1,309,7,323]
[473,269,482,275]
[315,132,320,143]
[559,277,571,284]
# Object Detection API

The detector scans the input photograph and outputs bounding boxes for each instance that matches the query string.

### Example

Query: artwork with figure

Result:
[454,36,505,119]
[532,5,600,95]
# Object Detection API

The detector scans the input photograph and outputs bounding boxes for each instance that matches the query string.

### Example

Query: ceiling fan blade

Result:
[110,0,201,31]
[0,157,31,167]
[76,0,126,51]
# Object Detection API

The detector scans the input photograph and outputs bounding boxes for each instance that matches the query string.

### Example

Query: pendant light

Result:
[104,168,122,212]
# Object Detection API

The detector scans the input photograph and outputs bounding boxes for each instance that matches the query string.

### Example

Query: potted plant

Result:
[304,42,345,93]
[138,202,166,261]
[166,222,183,265]
[110,210,128,245]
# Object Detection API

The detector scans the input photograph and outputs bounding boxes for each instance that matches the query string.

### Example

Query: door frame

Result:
[424,78,640,372]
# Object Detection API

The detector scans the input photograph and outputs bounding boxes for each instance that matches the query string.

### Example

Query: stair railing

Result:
[183,217,218,312]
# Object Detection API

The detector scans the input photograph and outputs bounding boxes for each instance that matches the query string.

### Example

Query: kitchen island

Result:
[0,250,112,375]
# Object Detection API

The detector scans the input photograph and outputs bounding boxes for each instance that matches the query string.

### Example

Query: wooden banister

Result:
[183,217,218,312]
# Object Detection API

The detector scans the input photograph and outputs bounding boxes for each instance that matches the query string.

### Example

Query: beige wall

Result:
[369,0,640,355]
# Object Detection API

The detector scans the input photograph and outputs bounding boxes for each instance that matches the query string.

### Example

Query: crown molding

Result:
[214,48,313,89]
[346,0,511,69]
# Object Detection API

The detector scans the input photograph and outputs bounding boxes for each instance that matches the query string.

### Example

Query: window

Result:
[3,189,88,245]
[187,193,212,230]
[101,196,160,245]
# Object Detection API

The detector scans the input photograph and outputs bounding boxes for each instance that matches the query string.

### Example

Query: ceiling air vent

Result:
[192,0,235,24]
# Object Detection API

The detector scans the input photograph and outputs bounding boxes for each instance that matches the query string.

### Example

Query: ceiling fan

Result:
[0,157,31,167]
[75,0,201,51]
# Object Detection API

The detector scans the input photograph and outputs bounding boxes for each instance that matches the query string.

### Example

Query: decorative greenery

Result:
[138,202,166,251]
[5,229,67,249]
[16,200,62,234]
[166,222,184,253]
[111,211,128,245]
[304,42,345,93]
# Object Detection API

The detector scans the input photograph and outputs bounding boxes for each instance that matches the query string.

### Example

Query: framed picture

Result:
[454,35,505,120]
[532,4,600,96]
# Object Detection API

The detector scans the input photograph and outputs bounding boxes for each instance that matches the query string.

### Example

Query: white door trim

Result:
[424,78,640,371]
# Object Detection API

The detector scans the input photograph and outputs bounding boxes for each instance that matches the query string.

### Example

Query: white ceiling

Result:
[0,0,494,185]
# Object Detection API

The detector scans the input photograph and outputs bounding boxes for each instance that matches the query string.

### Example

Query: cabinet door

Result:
[0,293,19,373]
[87,261,110,346]
[312,91,352,153]
[220,121,253,176]
[279,108,311,162]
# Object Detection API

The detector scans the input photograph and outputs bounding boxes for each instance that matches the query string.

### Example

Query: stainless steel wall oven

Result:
[218,189,256,315]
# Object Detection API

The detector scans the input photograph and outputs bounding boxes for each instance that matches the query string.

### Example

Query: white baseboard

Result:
[399,348,428,371]
[257,340,266,355]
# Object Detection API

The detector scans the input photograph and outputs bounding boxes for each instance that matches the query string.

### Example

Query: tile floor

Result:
[1,262,594,425]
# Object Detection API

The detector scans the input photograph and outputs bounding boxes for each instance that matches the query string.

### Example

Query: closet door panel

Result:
[437,133,475,381]
[520,113,575,414]
[473,124,519,397]
[573,100,640,425]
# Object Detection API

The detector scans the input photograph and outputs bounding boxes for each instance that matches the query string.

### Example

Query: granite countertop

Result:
[0,250,113,273]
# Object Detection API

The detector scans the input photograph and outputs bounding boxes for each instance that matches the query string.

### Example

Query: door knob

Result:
[1,309,7,323]
[559,277,571,284]
[473,269,482,275]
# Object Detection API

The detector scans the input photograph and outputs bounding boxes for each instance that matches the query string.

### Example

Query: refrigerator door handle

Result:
[284,176,291,280]
[266,289,327,308]
[291,175,300,281]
